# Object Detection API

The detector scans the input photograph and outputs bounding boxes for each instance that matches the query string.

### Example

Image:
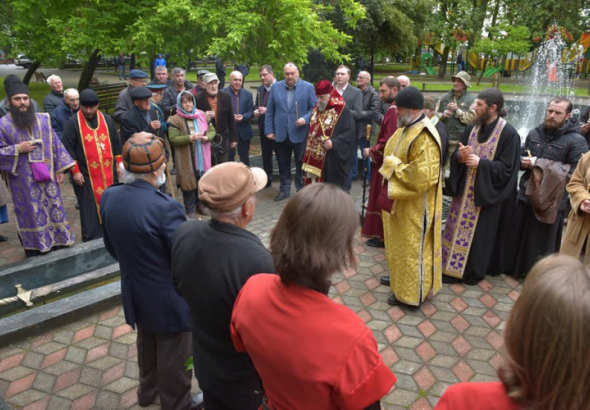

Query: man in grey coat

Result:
[113,69,149,123]
[355,70,382,182]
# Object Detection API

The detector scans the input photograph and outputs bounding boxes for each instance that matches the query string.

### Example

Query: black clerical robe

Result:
[322,106,357,190]
[62,112,121,242]
[443,118,520,284]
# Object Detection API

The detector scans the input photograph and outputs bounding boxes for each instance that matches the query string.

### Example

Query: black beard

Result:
[474,109,492,127]
[9,103,36,129]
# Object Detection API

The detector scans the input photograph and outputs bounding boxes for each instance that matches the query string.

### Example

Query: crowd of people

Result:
[1,60,590,409]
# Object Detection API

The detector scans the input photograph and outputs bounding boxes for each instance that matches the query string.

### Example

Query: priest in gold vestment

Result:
[378,87,443,307]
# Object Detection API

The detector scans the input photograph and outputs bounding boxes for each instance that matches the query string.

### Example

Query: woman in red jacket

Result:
[231,183,396,410]
[436,254,590,410]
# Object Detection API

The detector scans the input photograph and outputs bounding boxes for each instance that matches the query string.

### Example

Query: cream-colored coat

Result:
[562,151,590,264]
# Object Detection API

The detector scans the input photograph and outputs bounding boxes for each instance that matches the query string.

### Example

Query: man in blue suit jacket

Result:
[101,133,203,410]
[265,62,317,201]
[223,71,254,166]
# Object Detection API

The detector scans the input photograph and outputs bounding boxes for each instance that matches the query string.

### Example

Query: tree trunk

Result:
[77,49,101,91]
[437,45,450,79]
[22,61,42,85]
[476,57,488,85]
[369,45,375,87]
[130,54,136,70]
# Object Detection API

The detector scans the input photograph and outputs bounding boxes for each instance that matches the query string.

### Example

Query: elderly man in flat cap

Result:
[0,75,75,257]
[172,162,275,410]
[101,133,203,410]
[120,86,160,144]
[379,86,443,308]
[62,89,121,242]
[196,72,238,164]
[114,69,150,123]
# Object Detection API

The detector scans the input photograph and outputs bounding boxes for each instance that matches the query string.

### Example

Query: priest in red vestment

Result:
[302,80,356,191]
[62,89,122,241]
[361,76,400,247]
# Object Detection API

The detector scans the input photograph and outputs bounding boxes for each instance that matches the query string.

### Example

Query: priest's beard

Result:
[474,108,492,127]
[397,111,413,128]
[318,101,328,112]
[9,103,36,130]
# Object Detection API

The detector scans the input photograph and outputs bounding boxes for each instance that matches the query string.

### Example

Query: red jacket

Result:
[435,382,521,410]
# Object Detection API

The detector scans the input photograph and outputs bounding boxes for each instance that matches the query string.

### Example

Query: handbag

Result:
[30,162,52,183]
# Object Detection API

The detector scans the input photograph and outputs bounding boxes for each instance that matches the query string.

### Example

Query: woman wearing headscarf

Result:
[168,91,214,218]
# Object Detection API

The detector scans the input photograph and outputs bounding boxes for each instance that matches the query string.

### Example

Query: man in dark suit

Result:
[196,73,238,164]
[120,87,160,144]
[265,62,317,201]
[172,162,275,410]
[223,70,254,166]
[100,133,203,410]
[334,65,363,191]
[254,64,276,187]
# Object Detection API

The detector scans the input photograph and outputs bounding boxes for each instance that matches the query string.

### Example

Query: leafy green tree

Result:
[328,0,433,83]
[470,24,531,86]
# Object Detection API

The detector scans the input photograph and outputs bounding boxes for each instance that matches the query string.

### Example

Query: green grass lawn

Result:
[0,77,50,106]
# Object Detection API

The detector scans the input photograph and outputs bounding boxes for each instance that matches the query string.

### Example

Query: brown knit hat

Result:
[122,133,165,173]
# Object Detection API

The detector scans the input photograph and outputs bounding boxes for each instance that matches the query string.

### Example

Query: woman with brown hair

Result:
[436,254,590,410]
[231,183,396,410]
[168,91,214,218]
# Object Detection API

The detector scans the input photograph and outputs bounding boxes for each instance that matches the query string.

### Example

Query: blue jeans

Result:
[118,65,126,80]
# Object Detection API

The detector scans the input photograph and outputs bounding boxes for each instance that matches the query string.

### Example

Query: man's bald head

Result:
[397,75,410,89]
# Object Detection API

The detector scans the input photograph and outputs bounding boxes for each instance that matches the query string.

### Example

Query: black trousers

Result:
[202,387,263,410]
[228,138,251,166]
[73,179,103,242]
[136,328,193,410]
[181,189,198,215]
[510,202,564,277]
[276,138,304,194]
[260,134,276,183]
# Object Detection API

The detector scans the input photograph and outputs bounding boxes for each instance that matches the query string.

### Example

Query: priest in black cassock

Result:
[62,89,122,242]
[441,88,520,285]
[302,80,356,191]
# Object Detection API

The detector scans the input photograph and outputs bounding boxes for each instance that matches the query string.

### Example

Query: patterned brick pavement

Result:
[0,174,522,409]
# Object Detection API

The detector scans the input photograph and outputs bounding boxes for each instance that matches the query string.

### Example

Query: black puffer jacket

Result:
[519,119,588,209]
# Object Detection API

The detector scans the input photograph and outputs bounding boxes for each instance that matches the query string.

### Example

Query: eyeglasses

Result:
[357,76,368,80]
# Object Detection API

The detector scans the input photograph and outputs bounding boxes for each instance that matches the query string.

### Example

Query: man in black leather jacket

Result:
[511,98,588,276]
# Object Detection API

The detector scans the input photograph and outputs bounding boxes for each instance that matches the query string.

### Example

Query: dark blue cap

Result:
[129,69,148,79]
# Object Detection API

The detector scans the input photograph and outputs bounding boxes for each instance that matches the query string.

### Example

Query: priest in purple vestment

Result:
[0,76,75,257]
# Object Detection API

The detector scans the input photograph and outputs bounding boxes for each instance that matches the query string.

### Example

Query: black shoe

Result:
[265,179,272,188]
[442,275,461,284]
[275,192,290,202]
[379,276,390,286]
[367,238,385,248]
[387,294,397,306]
[189,392,205,410]
[170,166,176,175]
[0,235,8,242]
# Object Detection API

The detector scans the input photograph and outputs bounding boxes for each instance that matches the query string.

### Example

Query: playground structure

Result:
[407,31,590,78]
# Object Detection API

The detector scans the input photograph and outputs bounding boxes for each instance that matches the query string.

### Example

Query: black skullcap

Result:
[79,89,100,107]
[130,87,152,101]
[4,75,29,98]
[395,86,424,110]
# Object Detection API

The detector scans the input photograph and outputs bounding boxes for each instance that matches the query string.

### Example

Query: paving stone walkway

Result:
[0,177,522,409]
